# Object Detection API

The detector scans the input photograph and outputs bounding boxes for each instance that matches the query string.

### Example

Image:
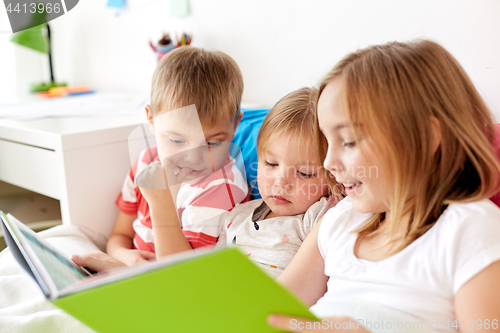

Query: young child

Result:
[107,46,249,265]
[269,40,500,332]
[215,87,341,277]
[140,87,341,278]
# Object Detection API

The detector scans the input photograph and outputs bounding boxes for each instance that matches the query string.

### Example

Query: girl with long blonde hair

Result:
[270,40,500,332]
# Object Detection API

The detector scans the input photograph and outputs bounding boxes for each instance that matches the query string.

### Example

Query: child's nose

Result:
[183,147,204,165]
[323,147,342,176]
[274,168,293,188]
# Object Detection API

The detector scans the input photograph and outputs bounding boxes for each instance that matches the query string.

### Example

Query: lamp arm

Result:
[46,24,54,84]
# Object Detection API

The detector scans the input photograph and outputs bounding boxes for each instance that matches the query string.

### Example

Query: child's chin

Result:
[268,204,297,216]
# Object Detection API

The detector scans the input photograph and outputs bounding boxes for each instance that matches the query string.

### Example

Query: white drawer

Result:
[0,139,59,199]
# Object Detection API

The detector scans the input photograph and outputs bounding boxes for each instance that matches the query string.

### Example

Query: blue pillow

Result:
[231,108,270,199]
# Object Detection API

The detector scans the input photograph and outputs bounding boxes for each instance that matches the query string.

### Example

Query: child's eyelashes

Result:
[298,171,315,178]
[265,160,316,178]
[265,161,278,167]
[168,137,222,147]
[343,141,356,148]
[169,137,185,145]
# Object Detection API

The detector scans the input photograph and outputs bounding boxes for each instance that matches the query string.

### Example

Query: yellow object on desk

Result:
[38,85,95,98]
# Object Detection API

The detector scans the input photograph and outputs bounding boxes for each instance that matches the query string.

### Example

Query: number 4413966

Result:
[6,2,61,14]
[444,319,498,330]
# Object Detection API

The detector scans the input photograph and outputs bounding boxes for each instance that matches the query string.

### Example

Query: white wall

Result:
[2,0,500,119]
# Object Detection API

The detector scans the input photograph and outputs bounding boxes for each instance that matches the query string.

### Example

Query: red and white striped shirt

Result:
[115,146,249,252]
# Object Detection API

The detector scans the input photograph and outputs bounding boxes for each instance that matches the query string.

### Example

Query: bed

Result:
[1,113,499,333]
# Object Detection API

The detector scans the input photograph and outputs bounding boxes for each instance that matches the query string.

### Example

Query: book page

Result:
[0,212,51,296]
[18,227,88,292]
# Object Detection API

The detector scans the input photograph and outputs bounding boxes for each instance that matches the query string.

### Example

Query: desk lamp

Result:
[11,23,66,92]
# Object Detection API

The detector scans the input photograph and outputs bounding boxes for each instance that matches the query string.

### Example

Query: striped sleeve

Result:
[180,159,249,249]
[181,183,247,248]
[115,157,140,215]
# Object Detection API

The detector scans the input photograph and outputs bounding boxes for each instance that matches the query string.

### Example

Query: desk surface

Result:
[0,113,147,151]
[0,112,151,242]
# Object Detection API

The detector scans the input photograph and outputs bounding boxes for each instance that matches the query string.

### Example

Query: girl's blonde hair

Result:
[318,40,500,251]
[257,87,340,198]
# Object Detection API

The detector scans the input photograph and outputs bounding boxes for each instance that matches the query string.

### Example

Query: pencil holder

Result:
[149,32,192,61]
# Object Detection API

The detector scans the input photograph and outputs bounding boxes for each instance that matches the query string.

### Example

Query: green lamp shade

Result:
[10,24,48,54]
[10,18,66,93]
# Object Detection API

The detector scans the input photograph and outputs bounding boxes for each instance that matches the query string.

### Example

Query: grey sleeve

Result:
[302,197,333,235]
[216,211,230,245]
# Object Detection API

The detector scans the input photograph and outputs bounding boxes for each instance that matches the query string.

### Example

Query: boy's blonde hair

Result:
[257,87,340,197]
[318,40,500,252]
[150,47,243,126]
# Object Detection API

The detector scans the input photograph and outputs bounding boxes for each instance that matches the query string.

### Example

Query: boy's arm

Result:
[138,161,193,258]
[107,211,136,252]
[147,188,193,257]
[107,211,156,265]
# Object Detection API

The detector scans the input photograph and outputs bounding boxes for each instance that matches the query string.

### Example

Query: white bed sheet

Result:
[0,225,98,333]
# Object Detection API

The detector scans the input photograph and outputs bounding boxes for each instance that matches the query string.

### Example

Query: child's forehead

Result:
[260,133,320,166]
[153,111,233,138]
[318,80,349,125]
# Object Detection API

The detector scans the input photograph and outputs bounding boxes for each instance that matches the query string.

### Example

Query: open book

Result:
[1,212,316,332]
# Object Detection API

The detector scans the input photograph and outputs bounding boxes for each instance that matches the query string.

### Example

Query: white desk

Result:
[0,114,152,249]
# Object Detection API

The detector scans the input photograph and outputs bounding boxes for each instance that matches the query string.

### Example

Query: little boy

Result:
[107,47,249,265]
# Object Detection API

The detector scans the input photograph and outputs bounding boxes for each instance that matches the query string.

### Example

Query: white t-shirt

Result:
[217,197,333,278]
[315,197,500,333]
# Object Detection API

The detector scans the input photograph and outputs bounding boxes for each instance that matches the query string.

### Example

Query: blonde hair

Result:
[318,40,500,252]
[150,47,243,126]
[257,87,340,197]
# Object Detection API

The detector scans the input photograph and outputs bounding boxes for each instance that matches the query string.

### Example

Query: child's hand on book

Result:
[72,251,128,273]
[109,248,156,266]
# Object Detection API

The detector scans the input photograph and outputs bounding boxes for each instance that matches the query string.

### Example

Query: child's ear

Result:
[430,116,442,154]
[145,105,155,135]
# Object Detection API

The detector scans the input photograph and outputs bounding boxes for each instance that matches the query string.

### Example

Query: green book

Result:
[1,211,316,332]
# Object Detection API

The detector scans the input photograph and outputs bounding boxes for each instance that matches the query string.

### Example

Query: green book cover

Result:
[1,212,317,332]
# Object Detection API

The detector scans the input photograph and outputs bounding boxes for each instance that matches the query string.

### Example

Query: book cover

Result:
[1,212,316,332]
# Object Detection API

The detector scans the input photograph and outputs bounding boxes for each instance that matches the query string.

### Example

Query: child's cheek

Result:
[322,182,331,196]
[293,179,327,204]
[255,167,270,195]
[211,149,227,171]
[156,147,171,163]
[292,179,309,201]
[156,139,176,162]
